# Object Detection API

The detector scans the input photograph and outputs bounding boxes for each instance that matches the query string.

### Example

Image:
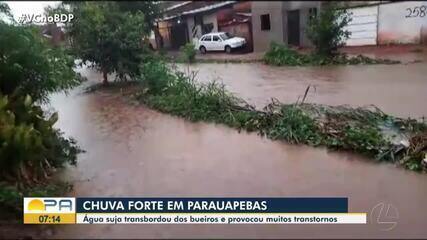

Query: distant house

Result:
[155,1,254,51]
[40,23,65,46]
[251,1,427,52]
[217,1,253,52]
[340,1,427,46]
[251,1,321,52]
[156,1,427,53]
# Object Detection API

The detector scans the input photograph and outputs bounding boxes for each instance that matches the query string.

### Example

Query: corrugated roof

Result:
[236,12,252,17]
[164,1,192,12]
[160,1,236,21]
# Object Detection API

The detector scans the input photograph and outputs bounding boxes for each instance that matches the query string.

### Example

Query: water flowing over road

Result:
[182,62,427,118]
[13,62,427,238]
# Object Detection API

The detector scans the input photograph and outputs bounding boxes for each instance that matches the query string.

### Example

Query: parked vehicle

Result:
[195,32,246,54]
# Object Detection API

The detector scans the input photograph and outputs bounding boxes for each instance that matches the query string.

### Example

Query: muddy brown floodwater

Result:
[181,61,427,118]
[11,62,427,239]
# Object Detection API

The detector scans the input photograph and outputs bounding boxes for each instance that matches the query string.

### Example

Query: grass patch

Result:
[133,60,427,172]
[264,42,400,66]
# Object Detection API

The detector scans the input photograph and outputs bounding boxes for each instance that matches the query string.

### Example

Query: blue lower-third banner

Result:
[24,197,366,224]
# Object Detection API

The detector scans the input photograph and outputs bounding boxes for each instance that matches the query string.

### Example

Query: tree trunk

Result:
[102,69,108,85]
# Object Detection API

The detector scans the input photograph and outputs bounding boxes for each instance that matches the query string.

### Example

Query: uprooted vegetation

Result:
[133,59,427,172]
[264,42,400,66]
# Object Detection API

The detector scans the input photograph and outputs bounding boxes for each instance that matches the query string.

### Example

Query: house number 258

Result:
[405,6,427,18]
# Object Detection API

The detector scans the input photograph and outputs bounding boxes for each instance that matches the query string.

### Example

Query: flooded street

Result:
[25,63,427,238]
[182,62,427,118]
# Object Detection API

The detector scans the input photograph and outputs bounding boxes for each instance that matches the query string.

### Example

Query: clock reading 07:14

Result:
[38,215,61,223]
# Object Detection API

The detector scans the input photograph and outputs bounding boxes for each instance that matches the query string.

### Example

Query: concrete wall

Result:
[203,12,219,33]
[185,12,218,44]
[378,1,427,44]
[283,1,321,47]
[252,1,285,52]
[344,5,379,46]
[186,16,202,44]
[184,13,218,46]
[252,1,321,51]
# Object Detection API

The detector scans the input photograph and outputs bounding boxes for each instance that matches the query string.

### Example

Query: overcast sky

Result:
[3,1,61,20]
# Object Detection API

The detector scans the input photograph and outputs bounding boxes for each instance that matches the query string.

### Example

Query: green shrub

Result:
[0,23,81,103]
[263,42,400,66]
[341,125,389,158]
[0,5,83,217]
[0,94,81,181]
[58,1,155,83]
[306,3,352,56]
[0,94,82,217]
[267,105,322,145]
[141,71,243,123]
[180,43,197,63]
[264,42,310,66]
[0,16,82,181]
[139,59,175,94]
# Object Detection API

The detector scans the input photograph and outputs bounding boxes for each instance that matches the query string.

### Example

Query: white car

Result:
[195,32,246,54]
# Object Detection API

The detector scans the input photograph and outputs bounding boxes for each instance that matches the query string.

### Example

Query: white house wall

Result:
[185,13,217,45]
[344,5,378,46]
[378,1,427,44]
[252,1,285,52]
[202,13,219,33]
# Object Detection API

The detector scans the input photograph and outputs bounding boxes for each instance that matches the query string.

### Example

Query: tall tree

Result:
[1,3,80,103]
[116,1,162,48]
[0,2,82,189]
[61,2,154,84]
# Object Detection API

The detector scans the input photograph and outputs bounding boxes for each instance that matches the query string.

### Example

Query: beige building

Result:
[251,1,321,52]
[157,1,427,52]
[252,1,427,51]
